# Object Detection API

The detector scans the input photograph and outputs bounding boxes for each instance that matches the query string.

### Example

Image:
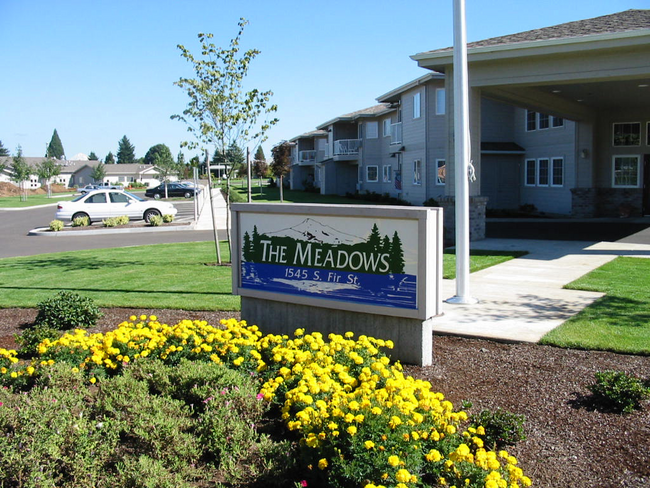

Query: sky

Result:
[1,0,647,161]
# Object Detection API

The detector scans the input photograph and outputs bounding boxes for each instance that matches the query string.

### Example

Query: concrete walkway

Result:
[435,237,650,342]
[193,188,228,231]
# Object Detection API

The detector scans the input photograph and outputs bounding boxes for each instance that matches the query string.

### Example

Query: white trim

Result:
[413,159,422,185]
[525,159,536,186]
[382,165,392,183]
[612,155,641,188]
[538,113,550,130]
[525,110,536,132]
[537,158,550,186]
[383,118,391,137]
[413,92,421,119]
[435,88,445,115]
[612,122,642,147]
[366,165,379,183]
[551,157,564,187]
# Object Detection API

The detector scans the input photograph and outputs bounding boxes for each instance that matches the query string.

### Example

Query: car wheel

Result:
[144,209,162,223]
[154,193,161,200]
[72,212,90,222]
[184,192,192,198]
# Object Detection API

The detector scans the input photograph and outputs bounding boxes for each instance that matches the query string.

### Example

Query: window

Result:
[551,158,564,186]
[383,118,391,137]
[613,156,640,187]
[552,116,564,128]
[537,159,549,186]
[525,159,536,186]
[357,123,363,140]
[366,165,378,182]
[87,193,107,203]
[366,121,378,139]
[413,92,421,119]
[382,165,392,183]
[436,88,445,115]
[436,160,446,185]
[538,113,550,130]
[413,159,422,185]
[613,122,641,146]
[110,192,130,203]
[526,110,536,131]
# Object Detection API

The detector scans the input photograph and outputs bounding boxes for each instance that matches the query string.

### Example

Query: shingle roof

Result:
[420,9,650,55]
[316,104,393,129]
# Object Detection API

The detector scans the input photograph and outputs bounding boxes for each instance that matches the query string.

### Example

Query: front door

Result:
[642,154,650,215]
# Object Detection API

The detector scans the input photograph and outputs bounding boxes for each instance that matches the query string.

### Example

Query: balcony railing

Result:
[299,150,316,163]
[390,122,402,145]
[334,139,361,156]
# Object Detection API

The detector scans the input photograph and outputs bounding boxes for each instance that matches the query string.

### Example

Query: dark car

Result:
[145,182,197,200]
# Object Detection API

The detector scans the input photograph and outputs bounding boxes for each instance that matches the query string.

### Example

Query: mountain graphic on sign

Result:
[265,218,365,245]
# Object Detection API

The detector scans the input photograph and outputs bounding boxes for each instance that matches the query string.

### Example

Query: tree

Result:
[213,143,245,177]
[105,152,115,164]
[88,152,99,161]
[172,18,279,262]
[46,129,65,159]
[117,136,136,164]
[90,163,107,183]
[10,146,31,202]
[0,140,9,157]
[253,158,268,194]
[36,158,61,198]
[151,149,178,199]
[254,146,265,162]
[270,142,291,202]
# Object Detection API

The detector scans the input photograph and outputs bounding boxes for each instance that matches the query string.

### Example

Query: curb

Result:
[28,222,198,237]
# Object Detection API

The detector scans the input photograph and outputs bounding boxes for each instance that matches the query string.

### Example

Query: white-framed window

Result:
[551,158,564,187]
[552,116,564,128]
[612,155,640,187]
[526,110,536,131]
[537,158,549,186]
[382,165,392,183]
[413,159,422,185]
[525,159,536,186]
[613,122,641,146]
[357,123,363,140]
[366,165,378,182]
[366,121,378,139]
[435,88,445,115]
[436,159,446,185]
[538,113,550,130]
[413,92,421,119]
[383,118,391,137]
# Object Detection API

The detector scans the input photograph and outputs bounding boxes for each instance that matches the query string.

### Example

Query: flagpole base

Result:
[445,295,479,305]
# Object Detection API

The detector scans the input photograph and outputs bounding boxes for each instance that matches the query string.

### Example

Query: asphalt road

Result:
[0,201,221,259]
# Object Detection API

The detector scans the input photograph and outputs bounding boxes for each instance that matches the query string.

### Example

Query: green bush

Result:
[72,216,90,227]
[148,215,163,226]
[15,325,62,357]
[49,219,64,231]
[423,198,440,207]
[588,370,650,413]
[470,407,527,449]
[162,214,174,223]
[34,291,104,331]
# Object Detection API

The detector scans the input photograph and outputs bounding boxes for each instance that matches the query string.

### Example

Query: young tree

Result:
[90,162,107,184]
[253,158,268,194]
[172,18,279,260]
[270,141,291,202]
[88,152,99,160]
[105,152,115,164]
[117,136,136,164]
[10,146,31,201]
[151,150,179,199]
[0,140,9,157]
[46,129,65,159]
[36,157,61,198]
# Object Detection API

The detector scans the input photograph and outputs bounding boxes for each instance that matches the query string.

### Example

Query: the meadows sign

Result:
[231,203,442,320]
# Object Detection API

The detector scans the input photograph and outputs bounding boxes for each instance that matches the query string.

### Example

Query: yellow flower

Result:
[318,458,328,470]
[388,455,400,467]
[364,440,375,449]
[395,469,411,483]
[90,377,97,384]
[347,425,357,436]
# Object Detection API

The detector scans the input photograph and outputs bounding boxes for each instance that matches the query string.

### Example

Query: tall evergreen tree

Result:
[254,146,265,161]
[367,224,382,253]
[0,140,9,157]
[46,129,65,159]
[389,231,405,274]
[116,136,136,164]
[144,144,173,166]
[105,152,115,164]
[88,151,99,160]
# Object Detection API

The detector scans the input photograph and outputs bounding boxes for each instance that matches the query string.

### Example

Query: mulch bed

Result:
[0,307,648,488]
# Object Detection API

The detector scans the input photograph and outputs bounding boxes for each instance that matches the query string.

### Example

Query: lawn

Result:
[227,184,365,205]
[0,193,76,208]
[0,241,523,310]
[540,256,650,354]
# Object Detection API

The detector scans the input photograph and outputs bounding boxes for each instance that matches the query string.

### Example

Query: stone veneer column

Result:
[437,196,488,244]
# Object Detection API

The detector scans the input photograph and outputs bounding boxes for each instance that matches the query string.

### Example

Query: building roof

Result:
[316,103,393,129]
[0,157,155,176]
[481,142,526,154]
[416,9,650,56]
[377,72,445,103]
[290,129,329,142]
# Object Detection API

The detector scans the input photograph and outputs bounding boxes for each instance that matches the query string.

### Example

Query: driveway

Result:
[0,203,222,259]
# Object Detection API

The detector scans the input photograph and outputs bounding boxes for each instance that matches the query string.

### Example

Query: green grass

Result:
[540,257,650,355]
[443,249,527,279]
[228,185,364,205]
[0,193,76,208]
[0,241,238,311]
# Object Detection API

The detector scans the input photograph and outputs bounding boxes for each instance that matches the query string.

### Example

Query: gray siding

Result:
[400,86,427,204]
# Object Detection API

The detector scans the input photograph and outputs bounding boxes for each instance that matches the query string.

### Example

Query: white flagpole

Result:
[447,0,477,304]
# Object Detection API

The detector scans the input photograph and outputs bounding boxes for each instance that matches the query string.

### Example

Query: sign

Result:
[231,203,442,320]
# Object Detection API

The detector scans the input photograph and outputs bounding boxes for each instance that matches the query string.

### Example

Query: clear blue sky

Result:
[0,0,646,161]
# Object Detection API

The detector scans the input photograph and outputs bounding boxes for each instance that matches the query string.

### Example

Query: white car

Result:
[56,190,177,224]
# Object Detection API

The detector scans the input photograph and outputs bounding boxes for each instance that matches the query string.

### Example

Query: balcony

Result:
[298,150,316,165]
[333,139,361,161]
[390,122,402,145]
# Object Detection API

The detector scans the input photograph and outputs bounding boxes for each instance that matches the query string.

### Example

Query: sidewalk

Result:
[193,188,228,231]
[434,237,650,342]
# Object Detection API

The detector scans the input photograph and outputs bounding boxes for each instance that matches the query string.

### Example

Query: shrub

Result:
[423,197,440,207]
[162,214,174,223]
[49,219,64,231]
[345,190,412,206]
[15,325,62,357]
[588,370,650,413]
[72,215,90,227]
[470,407,527,449]
[34,290,104,331]
[148,215,163,226]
